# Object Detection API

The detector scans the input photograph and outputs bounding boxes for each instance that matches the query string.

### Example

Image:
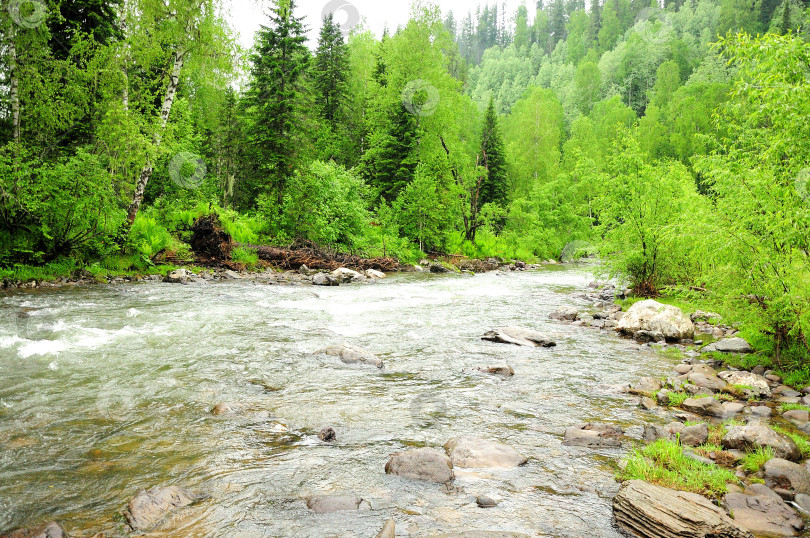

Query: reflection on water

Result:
[0,268,674,537]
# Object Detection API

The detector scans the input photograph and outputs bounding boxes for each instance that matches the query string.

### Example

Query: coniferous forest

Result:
[0,0,809,368]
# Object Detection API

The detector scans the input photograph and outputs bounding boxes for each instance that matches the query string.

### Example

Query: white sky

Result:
[225,0,530,50]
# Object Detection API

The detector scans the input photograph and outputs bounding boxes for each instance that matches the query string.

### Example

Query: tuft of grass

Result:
[741,446,774,473]
[230,247,259,269]
[659,347,684,360]
[780,403,810,413]
[772,425,810,457]
[667,392,690,407]
[617,439,739,499]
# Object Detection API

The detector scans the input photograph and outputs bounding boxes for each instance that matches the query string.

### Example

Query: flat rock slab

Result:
[315,343,384,368]
[725,492,803,536]
[385,448,454,483]
[0,521,68,538]
[613,480,753,538]
[682,397,725,418]
[703,337,753,354]
[444,436,528,468]
[306,494,361,513]
[563,423,623,448]
[481,327,555,347]
[124,486,201,531]
[723,423,801,461]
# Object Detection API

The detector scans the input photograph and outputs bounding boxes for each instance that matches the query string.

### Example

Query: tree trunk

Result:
[126,51,185,225]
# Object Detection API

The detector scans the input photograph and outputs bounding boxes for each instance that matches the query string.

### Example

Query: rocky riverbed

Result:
[2,267,803,537]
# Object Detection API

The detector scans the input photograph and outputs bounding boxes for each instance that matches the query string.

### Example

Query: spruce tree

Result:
[549,0,567,48]
[359,103,418,202]
[479,96,508,213]
[246,0,310,207]
[313,13,348,123]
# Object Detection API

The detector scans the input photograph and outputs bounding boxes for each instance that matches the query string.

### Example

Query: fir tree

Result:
[479,96,508,214]
[246,0,310,206]
[359,103,418,201]
[313,13,348,123]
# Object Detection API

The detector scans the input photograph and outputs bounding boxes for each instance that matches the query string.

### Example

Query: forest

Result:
[0,0,808,368]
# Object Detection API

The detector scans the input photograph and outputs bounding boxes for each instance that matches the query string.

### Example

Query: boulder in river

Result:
[331,267,364,283]
[163,268,191,284]
[616,300,695,342]
[563,423,623,448]
[725,491,803,537]
[722,423,801,461]
[305,494,361,513]
[385,447,454,483]
[318,427,336,442]
[549,306,578,321]
[629,377,662,396]
[717,371,771,397]
[613,480,753,538]
[682,396,725,418]
[481,327,556,348]
[763,458,810,495]
[0,521,68,538]
[702,337,753,354]
[443,436,528,468]
[312,273,339,286]
[315,343,383,368]
[475,365,514,377]
[124,486,202,531]
[365,269,386,279]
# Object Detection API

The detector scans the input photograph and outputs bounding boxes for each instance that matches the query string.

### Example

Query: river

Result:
[0,266,676,537]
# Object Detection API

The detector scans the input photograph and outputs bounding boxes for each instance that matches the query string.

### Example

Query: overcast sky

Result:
[226,0,529,50]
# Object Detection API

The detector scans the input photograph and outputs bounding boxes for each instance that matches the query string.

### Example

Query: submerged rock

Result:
[443,436,528,468]
[613,480,752,538]
[124,486,202,531]
[481,327,556,348]
[385,448,454,483]
[725,491,803,536]
[563,423,623,448]
[549,306,578,321]
[475,365,515,377]
[616,300,694,342]
[0,521,68,538]
[315,343,383,368]
[305,494,361,513]
[318,427,336,442]
[722,423,801,461]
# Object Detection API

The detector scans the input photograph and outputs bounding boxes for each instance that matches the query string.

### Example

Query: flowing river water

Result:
[0,266,678,537]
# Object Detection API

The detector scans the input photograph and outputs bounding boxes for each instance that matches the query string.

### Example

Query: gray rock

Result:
[549,306,579,321]
[684,383,714,397]
[563,423,623,448]
[718,371,772,397]
[677,422,710,447]
[476,495,499,508]
[475,365,515,377]
[682,397,725,418]
[723,423,801,461]
[722,402,746,416]
[616,300,695,342]
[630,377,662,396]
[674,364,693,375]
[634,330,666,343]
[764,459,810,494]
[683,450,715,465]
[331,267,364,283]
[702,337,753,354]
[0,522,68,538]
[312,273,339,286]
[725,491,803,536]
[365,269,386,279]
[691,310,722,322]
[124,486,202,531]
[385,448,454,483]
[375,519,395,538]
[783,410,810,423]
[481,327,555,348]
[640,397,657,410]
[306,494,361,513]
[775,386,802,398]
[444,436,527,468]
[315,343,383,368]
[795,493,810,514]
[751,406,772,418]
[163,268,191,284]
[643,424,668,442]
[613,480,753,538]
[318,427,336,442]
[688,372,728,391]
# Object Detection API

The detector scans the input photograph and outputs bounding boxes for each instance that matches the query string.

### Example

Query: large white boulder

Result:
[616,299,694,341]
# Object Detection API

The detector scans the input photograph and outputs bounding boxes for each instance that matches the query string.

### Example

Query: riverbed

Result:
[0,267,676,536]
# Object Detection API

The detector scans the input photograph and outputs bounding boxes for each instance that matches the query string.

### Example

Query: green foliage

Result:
[666,391,690,407]
[780,403,810,413]
[230,247,259,269]
[741,446,774,472]
[618,439,740,498]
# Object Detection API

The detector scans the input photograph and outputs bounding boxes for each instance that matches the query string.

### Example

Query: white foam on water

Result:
[18,339,68,358]
[0,335,24,348]
[126,308,140,318]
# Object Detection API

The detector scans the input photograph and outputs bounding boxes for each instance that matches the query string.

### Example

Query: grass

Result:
[741,446,774,473]
[772,425,810,457]
[666,392,690,407]
[231,247,259,269]
[618,439,739,499]
[658,347,684,360]
[780,403,810,413]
